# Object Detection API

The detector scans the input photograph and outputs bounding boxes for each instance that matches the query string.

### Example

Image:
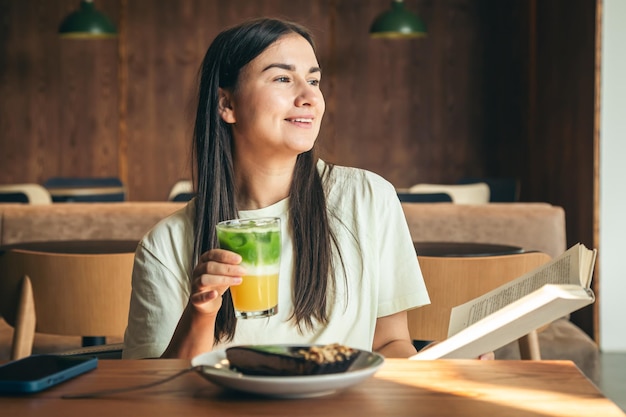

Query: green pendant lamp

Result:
[370,0,427,39]
[59,0,118,39]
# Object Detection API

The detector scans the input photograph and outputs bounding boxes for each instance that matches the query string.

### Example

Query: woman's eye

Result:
[275,76,291,83]
[308,79,320,87]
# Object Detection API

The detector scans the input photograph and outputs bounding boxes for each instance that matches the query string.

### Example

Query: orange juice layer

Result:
[230,273,279,312]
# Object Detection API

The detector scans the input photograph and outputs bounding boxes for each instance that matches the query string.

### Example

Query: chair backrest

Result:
[0,249,134,360]
[397,192,453,203]
[457,177,520,202]
[408,251,552,342]
[44,177,126,202]
[168,180,194,202]
[0,184,52,205]
[408,183,490,204]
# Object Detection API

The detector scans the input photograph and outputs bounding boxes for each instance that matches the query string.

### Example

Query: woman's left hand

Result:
[478,352,495,360]
[419,342,495,360]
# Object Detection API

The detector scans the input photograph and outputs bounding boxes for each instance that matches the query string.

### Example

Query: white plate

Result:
[191,346,384,398]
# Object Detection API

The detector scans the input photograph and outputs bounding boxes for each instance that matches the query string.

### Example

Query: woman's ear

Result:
[218,88,236,124]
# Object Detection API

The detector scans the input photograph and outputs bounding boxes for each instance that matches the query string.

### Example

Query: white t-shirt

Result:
[122,162,429,359]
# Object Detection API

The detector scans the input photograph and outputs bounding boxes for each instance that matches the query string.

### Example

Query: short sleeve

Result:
[122,205,194,359]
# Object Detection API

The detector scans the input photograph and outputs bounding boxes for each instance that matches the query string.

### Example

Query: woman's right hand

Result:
[190,248,245,316]
[161,249,244,359]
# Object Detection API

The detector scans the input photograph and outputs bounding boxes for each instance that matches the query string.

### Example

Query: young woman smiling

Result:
[122,18,432,360]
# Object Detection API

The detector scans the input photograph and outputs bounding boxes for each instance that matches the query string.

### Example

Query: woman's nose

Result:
[295,82,322,107]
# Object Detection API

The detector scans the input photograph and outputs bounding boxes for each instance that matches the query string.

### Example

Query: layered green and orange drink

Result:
[216,218,281,319]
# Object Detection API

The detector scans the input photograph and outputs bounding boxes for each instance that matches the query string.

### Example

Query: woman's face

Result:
[219,33,325,162]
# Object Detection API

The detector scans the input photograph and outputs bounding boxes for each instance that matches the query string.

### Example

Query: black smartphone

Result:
[0,354,98,394]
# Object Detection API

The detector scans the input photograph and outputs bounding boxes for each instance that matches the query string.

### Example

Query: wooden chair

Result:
[0,183,52,205]
[408,182,490,204]
[397,192,453,203]
[408,251,552,359]
[168,180,194,202]
[457,177,520,202]
[43,177,126,202]
[0,248,134,360]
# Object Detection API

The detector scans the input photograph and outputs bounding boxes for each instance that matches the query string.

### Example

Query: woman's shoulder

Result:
[318,159,397,198]
[139,199,195,255]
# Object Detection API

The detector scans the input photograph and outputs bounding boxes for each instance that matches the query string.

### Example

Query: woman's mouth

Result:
[285,117,314,127]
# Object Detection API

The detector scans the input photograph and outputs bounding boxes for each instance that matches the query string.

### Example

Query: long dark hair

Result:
[192,18,338,343]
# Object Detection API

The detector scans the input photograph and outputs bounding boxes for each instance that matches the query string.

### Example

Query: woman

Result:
[122,18,430,360]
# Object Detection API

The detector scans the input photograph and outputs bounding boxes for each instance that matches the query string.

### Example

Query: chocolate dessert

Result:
[225,344,360,376]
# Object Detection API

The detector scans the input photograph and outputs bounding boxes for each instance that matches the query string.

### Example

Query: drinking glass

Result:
[216,217,281,319]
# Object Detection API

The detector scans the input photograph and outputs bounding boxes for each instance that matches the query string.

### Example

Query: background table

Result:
[1,359,623,417]
[0,239,138,255]
[414,241,524,257]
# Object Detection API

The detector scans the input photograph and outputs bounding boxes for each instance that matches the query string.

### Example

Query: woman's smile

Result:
[284,115,315,128]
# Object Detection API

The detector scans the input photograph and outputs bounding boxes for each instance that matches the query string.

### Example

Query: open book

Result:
[410,243,597,360]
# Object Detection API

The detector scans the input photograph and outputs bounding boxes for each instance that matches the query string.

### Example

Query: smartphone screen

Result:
[0,355,98,394]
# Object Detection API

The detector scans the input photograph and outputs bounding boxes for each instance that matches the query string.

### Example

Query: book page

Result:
[447,243,595,337]
[581,247,597,288]
[410,284,595,360]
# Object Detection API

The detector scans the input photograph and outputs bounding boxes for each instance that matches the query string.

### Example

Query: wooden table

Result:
[1,359,623,416]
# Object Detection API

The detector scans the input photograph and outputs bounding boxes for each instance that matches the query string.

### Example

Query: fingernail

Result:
[232,277,243,284]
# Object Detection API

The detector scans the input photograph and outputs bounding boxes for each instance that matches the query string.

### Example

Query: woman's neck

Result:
[234,157,295,210]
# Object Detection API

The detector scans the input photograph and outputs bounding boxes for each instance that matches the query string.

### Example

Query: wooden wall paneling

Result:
[117,0,128,192]
[331,0,424,186]
[0,1,62,184]
[432,0,485,184]
[58,0,119,179]
[331,0,421,186]
[0,0,524,198]
[405,0,450,185]
[592,0,602,345]
[0,0,120,185]
[326,0,377,170]
[329,0,486,188]
[59,38,119,178]
[527,0,597,338]
[478,0,530,182]
[58,0,119,177]
[528,0,596,245]
[125,0,195,201]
